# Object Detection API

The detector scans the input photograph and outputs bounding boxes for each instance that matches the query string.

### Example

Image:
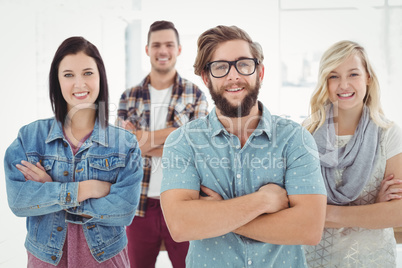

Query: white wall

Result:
[0,1,279,266]
[0,0,401,267]
[0,1,131,266]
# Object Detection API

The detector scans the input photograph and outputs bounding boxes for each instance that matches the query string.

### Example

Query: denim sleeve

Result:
[4,135,80,217]
[66,138,143,226]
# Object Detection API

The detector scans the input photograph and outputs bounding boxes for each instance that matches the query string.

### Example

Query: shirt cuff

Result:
[60,182,80,208]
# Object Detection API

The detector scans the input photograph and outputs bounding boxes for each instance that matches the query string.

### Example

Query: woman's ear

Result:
[366,74,372,86]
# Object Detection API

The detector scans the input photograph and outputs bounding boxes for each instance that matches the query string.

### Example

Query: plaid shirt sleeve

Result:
[193,87,208,119]
[115,79,150,131]
[171,76,209,127]
[115,88,131,128]
[115,79,152,217]
[121,74,208,217]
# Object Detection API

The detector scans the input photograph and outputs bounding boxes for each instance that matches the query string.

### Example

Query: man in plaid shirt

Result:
[116,20,208,268]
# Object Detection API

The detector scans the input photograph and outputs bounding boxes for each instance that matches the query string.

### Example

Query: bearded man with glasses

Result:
[160,25,327,268]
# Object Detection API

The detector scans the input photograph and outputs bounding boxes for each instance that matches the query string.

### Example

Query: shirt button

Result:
[248,260,252,265]
[51,256,57,261]
[237,174,241,179]
[57,226,63,232]
[63,171,69,176]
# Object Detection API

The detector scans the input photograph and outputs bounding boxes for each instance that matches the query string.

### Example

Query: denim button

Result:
[63,142,68,147]
[51,256,57,261]
[63,171,69,176]
[57,226,63,232]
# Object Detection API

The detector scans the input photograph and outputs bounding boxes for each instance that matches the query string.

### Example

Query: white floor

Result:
[155,251,172,268]
[397,245,402,267]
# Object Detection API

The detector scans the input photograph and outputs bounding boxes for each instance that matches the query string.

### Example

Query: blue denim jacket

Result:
[4,118,143,265]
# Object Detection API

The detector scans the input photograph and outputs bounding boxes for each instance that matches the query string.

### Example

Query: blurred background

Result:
[0,0,401,266]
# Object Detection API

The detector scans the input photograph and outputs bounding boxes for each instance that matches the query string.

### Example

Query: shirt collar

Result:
[142,72,181,91]
[46,119,108,147]
[209,101,272,140]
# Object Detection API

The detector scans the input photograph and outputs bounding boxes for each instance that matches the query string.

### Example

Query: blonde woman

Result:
[303,40,402,267]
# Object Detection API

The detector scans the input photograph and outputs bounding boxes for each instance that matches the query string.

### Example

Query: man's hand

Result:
[121,120,136,132]
[135,130,149,148]
[258,184,289,214]
[16,160,53,183]
[199,185,223,201]
[199,184,288,214]
[375,174,402,203]
[121,120,149,150]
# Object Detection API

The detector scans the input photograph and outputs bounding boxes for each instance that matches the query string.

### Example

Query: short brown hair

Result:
[193,25,264,76]
[147,20,180,45]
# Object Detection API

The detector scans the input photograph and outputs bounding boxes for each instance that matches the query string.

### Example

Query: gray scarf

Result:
[313,105,382,205]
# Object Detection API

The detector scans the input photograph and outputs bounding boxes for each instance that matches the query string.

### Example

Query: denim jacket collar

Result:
[45,118,108,147]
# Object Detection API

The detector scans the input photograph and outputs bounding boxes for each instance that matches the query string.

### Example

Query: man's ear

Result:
[145,45,149,56]
[201,71,210,87]
[258,64,265,83]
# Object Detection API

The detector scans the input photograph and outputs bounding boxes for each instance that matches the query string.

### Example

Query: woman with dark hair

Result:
[4,36,143,267]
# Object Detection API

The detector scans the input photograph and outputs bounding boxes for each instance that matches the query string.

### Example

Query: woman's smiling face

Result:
[327,54,370,113]
[58,51,100,112]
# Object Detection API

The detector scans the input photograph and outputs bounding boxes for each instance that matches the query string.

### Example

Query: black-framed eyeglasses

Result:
[205,58,259,78]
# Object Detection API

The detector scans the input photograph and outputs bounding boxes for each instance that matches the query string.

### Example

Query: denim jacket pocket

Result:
[41,159,56,171]
[26,154,56,175]
[88,155,126,183]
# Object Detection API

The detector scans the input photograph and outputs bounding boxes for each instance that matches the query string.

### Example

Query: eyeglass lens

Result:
[210,59,256,78]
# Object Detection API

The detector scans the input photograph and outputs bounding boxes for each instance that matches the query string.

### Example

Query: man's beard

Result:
[153,66,174,75]
[208,78,260,118]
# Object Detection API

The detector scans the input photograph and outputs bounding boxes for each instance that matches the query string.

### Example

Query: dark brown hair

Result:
[147,20,180,45]
[49,36,109,127]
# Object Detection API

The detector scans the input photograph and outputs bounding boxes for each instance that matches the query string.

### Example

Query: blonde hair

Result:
[193,25,264,76]
[304,40,390,133]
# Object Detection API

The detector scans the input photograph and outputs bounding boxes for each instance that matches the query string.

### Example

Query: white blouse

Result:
[305,124,402,268]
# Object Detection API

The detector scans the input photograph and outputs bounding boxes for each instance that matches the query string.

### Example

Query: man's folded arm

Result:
[234,194,327,245]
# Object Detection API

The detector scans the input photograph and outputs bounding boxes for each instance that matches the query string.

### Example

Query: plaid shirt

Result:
[116,73,208,217]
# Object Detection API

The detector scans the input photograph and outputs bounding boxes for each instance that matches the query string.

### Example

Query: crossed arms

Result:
[161,184,326,245]
[120,120,176,157]
[325,153,402,229]
[160,152,402,245]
